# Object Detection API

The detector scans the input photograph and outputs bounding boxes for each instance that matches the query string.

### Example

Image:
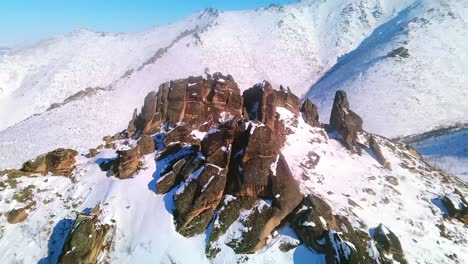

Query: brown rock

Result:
[134,74,243,135]
[117,146,141,179]
[138,135,155,155]
[59,206,113,264]
[7,208,28,224]
[330,90,363,154]
[301,99,320,127]
[369,135,391,169]
[87,149,99,158]
[21,148,78,175]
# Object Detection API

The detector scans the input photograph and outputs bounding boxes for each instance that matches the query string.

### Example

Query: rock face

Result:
[329,90,363,154]
[21,148,78,175]
[133,77,303,256]
[128,73,243,135]
[7,208,28,224]
[59,206,113,264]
[88,74,405,262]
[372,224,408,264]
[242,82,300,128]
[301,99,320,127]
[137,135,156,155]
[289,195,372,263]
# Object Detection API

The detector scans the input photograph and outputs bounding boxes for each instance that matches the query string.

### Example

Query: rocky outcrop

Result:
[137,135,156,155]
[59,206,113,264]
[242,82,300,128]
[369,135,391,170]
[7,208,28,224]
[372,224,408,264]
[21,148,78,175]
[330,90,363,154]
[117,146,141,179]
[289,195,372,263]
[440,190,468,224]
[301,99,320,127]
[173,119,237,237]
[128,73,243,135]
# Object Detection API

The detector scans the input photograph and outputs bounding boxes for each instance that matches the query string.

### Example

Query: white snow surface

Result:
[412,128,468,182]
[306,0,468,138]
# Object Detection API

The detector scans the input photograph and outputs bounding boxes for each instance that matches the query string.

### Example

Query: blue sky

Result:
[0,0,294,47]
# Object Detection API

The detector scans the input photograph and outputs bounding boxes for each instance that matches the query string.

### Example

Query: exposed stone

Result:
[137,135,155,155]
[174,164,227,237]
[135,74,243,135]
[21,148,78,175]
[226,202,273,254]
[441,191,468,224]
[243,82,300,129]
[164,124,197,147]
[156,171,177,194]
[117,146,141,179]
[369,135,391,169]
[301,99,320,127]
[87,149,99,158]
[289,195,372,263]
[372,224,408,264]
[103,135,113,144]
[330,90,363,154]
[7,208,28,224]
[59,206,113,264]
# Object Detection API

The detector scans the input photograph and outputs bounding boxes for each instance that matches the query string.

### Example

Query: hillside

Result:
[0,74,466,263]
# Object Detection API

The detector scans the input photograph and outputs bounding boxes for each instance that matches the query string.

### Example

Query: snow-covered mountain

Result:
[0,74,466,263]
[0,0,467,262]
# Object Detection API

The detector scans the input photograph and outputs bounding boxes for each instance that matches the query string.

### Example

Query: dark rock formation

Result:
[289,195,372,263]
[330,90,363,154]
[301,99,320,127]
[59,206,112,264]
[7,208,28,224]
[441,190,468,224]
[21,148,78,175]
[117,146,141,179]
[369,135,391,170]
[372,224,407,264]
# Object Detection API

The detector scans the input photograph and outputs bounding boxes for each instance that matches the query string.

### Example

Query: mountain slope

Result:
[0,11,216,131]
[305,0,468,138]
[0,75,466,263]
[0,0,418,170]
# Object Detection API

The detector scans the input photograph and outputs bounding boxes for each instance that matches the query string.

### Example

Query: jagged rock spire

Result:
[330,90,363,154]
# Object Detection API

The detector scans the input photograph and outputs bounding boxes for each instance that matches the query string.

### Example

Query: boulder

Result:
[372,224,407,264]
[21,148,78,175]
[137,135,155,155]
[440,191,468,224]
[301,99,320,127]
[7,208,28,224]
[369,135,391,170]
[329,90,363,154]
[59,206,112,264]
[117,146,141,179]
[289,195,372,263]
